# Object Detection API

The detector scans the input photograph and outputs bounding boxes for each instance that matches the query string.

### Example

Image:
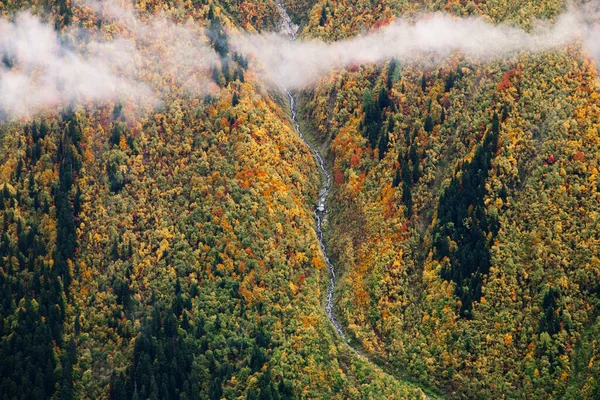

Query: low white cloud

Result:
[233,4,600,90]
[1,0,599,117]
[0,0,219,118]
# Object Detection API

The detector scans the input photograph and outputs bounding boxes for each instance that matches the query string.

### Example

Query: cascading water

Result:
[271,6,437,398]
[285,90,347,340]
[274,1,349,343]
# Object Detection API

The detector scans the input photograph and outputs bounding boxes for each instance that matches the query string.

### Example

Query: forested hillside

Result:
[1,0,599,399]
[301,0,600,398]
[0,0,428,398]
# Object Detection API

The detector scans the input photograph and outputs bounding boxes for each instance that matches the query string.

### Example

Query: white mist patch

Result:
[0,13,152,117]
[233,6,600,90]
[76,0,220,97]
[1,0,599,117]
[0,1,219,118]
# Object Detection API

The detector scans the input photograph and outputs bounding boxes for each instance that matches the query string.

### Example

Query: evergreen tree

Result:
[362,90,383,149]
[319,5,327,26]
[433,114,500,317]
[378,130,389,161]
[377,87,390,110]
[424,115,434,133]
[386,59,398,90]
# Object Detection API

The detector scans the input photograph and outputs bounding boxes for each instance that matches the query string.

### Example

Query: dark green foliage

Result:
[57,0,72,27]
[424,115,434,133]
[110,122,128,147]
[319,4,327,26]
[401,164,413,218]
[2,52,14,69]
[395,150,413,218]
[409,141,420,183]
[212,66,222,85]
[208,19,229,58]
[113,278,132,311]
[444,71,456,92]
[378,116,393,160]
[433,113,500,317]
[53,187,76,288]
[377,87,390,110]
[0,290,59,399]
[392,168,401,188]
[112,286,294,400]
[107,154,126,193]
[66,117,83,147]
[221,60,231,86]
[54,116,82,291]
[0,116,82,399]
[362,90,383,149]
[233,66,245,83]
[118,303,197,400]
[538,288,566,336]
[232,52,249,70]
[73,185,82,215]
[386,59,398,90]
[392,127,421,217]
[61,339,77,400]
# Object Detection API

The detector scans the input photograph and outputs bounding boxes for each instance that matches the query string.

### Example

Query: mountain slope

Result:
[301,0,600,398]
[0,0,430,398]
[1,0,600,399]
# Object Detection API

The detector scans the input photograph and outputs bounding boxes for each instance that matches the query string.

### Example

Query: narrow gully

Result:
[272,5,438,398]
[274,2,351,344]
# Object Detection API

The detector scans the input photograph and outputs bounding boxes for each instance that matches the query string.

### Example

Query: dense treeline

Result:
[108,290,294,400]
[3,0,599,399]
[1,1,429,399]
[433,113,500,317]
[0,112,82,399]
[302,0,600,398]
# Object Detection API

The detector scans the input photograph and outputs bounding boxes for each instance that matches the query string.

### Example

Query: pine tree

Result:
[378,129,389,161]
[424,115,434,133]
[377,87,390,109]
[319,5,327,26]
[386,59,398,90]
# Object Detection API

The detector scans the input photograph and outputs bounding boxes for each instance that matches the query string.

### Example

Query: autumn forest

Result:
[1,0,599,399]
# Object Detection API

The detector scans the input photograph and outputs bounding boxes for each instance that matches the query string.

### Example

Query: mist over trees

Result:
[1,0,600,399]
